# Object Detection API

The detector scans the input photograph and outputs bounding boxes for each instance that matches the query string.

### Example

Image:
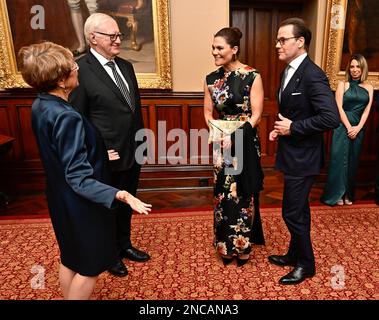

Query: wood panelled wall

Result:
[0,90,377,196]
[230,0,302,170]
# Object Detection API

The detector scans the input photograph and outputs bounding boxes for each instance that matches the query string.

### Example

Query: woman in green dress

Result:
[203,27,265,266]
[321,54,373,206]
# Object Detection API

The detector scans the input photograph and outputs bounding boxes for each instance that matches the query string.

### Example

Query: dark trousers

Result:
[111,161,141,254]
[282,174,315,269]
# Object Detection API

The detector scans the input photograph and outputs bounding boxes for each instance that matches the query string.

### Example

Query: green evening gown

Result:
[321,80,369,205]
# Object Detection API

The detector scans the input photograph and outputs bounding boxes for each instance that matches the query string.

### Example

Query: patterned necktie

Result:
[106,61,134,112]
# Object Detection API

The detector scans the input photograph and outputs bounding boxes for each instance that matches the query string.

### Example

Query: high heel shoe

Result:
[344,198,353,205]
[236,258,249,267]
[221,257,234,266]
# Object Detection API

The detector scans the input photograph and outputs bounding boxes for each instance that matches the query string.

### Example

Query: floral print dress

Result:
[206,66,264,257]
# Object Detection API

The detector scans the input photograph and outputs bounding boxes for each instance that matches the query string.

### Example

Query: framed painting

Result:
[0,0,171,89]
[323,0,379,90]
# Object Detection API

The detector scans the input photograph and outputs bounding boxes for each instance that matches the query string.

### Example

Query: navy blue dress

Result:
[31,94,119,276]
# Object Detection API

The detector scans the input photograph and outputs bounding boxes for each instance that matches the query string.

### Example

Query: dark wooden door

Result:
[230,1,303,166]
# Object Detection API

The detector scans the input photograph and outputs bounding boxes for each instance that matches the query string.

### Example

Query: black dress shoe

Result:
[268,254,296,267]
[279,266,315,285]
[221,257,234,266]
[121,247,150,262]
[236,258,249,267]
[108,260,128,277]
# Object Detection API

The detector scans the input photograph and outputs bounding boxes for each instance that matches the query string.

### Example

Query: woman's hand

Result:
[347,126,361,140]
[107,149,120,161]
[220,134,232,149]
[116,191,152,215]
[269,129,279,141]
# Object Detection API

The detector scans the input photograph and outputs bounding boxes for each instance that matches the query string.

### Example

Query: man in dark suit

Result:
[268,18,340,285]
[69,13,149,277]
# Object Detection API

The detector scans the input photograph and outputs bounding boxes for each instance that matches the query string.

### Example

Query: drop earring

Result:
[59,85,68,97]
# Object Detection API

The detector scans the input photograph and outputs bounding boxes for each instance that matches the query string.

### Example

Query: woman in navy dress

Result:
[18,42,151,299]
[204,27,265,266]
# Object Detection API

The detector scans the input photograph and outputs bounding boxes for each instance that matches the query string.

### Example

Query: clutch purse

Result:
[208,117,247,143]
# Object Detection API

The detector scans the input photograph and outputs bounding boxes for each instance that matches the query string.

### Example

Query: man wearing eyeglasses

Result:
[268,18,339,285]
[69,13,149,278]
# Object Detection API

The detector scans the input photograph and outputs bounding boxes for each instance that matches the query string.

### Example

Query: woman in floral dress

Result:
[203,27,265,266]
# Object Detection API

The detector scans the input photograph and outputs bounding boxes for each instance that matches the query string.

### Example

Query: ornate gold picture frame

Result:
[323,0,379,90]
[0,0,171,89]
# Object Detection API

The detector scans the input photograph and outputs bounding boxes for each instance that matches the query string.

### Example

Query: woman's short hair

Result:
[214,27,243,58]
[18,41,73,92]
[345,54,369,82]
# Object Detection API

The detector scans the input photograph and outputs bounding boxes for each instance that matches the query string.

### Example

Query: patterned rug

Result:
[0,204,378,300]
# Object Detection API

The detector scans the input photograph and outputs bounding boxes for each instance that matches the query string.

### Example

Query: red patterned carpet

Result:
[0,204,378,300]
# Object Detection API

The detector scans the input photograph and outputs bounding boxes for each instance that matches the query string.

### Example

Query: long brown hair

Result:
[345,54,369,82]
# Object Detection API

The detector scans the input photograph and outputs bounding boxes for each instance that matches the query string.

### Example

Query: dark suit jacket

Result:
[276,55,340,176]
[69,51,144,172]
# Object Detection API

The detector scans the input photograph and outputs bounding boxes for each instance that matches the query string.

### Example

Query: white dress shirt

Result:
[90,48,130,91]
[282,52,307,89]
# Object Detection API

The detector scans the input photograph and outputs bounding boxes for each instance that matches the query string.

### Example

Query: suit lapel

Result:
[85,52,132,108]
[280,56,309,106]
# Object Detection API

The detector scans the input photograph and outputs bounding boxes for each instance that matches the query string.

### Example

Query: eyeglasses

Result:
[71,62,79,71]
[94,31,124,42]
[275,36,298,46]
